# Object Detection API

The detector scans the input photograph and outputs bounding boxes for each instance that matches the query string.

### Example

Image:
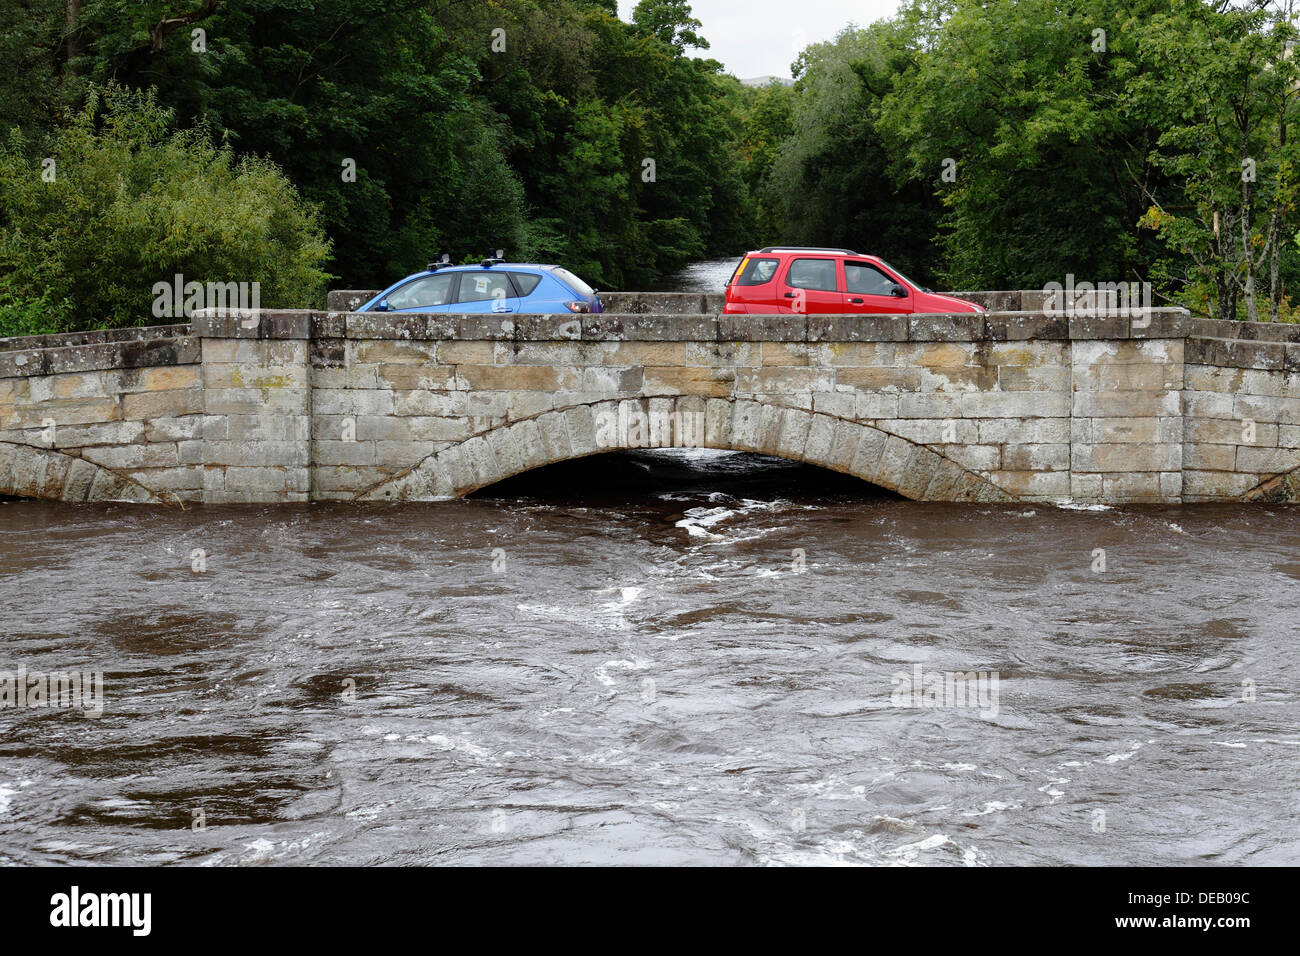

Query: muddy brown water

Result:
[0,450,1297,865]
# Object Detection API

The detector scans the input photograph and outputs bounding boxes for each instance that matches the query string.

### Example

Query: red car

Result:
[723,247,984,314]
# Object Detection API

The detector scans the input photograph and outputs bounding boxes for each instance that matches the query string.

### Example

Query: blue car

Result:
[357,255,603,314]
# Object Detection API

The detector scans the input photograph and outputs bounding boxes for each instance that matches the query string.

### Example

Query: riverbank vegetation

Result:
[1,0,1298,335]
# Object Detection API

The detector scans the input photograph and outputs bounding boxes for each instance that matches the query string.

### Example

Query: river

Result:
[646,257,741,292]
[1,447,1297,865]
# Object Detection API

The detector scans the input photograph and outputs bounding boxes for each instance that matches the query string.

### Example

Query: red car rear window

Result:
[733,257,780,286]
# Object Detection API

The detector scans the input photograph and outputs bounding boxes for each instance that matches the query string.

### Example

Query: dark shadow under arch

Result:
[357,397,1015,503]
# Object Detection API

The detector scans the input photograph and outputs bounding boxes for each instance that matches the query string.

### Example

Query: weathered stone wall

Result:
[198,336,312,504]
[0,327,198,501]
[3,298,1299,505]
[1181,323,1300,502]
[293,309,1197,504]
[183,307,1200,505]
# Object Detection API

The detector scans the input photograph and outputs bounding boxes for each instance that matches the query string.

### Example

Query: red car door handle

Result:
[783,292,797,298]
[849,297,864,304]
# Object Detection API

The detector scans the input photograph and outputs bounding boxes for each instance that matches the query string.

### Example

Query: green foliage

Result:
[870,0,1164,290]
[0,289,73,338]
[762,0,1300,315]
[1127,1,1300,320]
[0,85,331,334]
[0,0,67,137]
[0,0,758,302]
[5,0,1296,327]
[631,0,709,52]
[765,24,944,285]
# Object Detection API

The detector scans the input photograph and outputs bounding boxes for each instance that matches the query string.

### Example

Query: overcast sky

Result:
[616,0,903,79]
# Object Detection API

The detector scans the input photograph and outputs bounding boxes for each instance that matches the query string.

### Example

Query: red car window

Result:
[786,258,839,291]
[844,261,896,296]
[734,257,780,285]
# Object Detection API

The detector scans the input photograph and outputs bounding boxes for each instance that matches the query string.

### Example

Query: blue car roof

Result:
[438,263,555,272]
[374,263,577,294]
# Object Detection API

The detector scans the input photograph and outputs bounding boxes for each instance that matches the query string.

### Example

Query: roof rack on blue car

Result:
[426,252,451,271]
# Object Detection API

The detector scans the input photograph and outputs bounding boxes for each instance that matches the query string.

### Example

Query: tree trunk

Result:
[1214,203,1236,320]
[1268,203,1281,322]
[1241,178,1258,324]
[65,0,81,65]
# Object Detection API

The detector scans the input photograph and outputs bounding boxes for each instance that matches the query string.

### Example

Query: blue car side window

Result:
[387,273,455,310]
[457,272,516,304]
[507,273,543,296]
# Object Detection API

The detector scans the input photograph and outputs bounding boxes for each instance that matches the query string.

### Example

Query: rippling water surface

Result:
[1,451,1298,865]
[646,257,741,292]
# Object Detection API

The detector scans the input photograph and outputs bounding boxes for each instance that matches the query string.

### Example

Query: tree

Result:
[872,0,1172,291]
[0,84,331,335]
[764,24,944,285]
[630,0,708,53]
[1131,0,1300,320]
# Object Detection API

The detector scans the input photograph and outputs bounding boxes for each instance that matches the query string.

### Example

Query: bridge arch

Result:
[357,397,1015,503]
[0,441,158,502]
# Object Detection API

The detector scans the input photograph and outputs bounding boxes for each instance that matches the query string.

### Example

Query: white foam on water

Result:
[0,785,16,816]
[516,599,635,632]
[1037,779,1068,802]
[593,657,650,687]
[675,506,735,538]
[962,800,1022,816]
[575,748,631,767]
[883,833,968,866]
[761,844,864,866]
[671,448,736,463]
[595,585,644,610]
[675,498,792,544]
[1102,741,1145,763]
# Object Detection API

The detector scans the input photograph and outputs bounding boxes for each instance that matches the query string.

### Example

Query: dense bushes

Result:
[0,86,331,335]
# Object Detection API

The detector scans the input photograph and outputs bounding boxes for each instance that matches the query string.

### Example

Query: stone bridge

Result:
[2,291,1299,505]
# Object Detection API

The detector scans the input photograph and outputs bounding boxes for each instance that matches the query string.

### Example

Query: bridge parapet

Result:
[2,298,1298,505]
